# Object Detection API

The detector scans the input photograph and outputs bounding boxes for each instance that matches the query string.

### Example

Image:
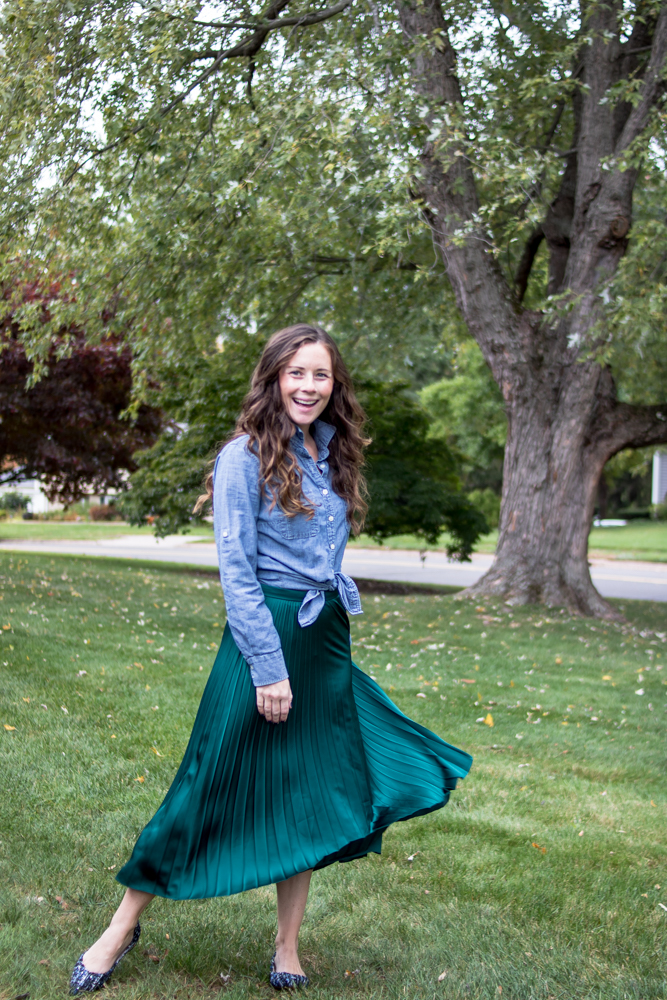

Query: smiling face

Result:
[278,341,334,431]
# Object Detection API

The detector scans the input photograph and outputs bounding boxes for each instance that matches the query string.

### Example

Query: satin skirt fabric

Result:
[116,585,473,899]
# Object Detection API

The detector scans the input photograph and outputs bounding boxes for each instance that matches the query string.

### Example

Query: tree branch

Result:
[616,4,667,153]
[606,402,667,454]
[396,0,527,382]
[72,0,353,173]
[514,226,544,302]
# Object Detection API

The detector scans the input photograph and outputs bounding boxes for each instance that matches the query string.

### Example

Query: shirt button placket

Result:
[321,486,334,563]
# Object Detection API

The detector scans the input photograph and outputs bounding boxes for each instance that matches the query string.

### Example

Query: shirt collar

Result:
[291,418,336,462]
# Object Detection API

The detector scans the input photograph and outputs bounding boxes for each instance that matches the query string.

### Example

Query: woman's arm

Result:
[213,440,292,722]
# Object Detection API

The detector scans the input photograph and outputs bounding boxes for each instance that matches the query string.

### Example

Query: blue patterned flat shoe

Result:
[270,952,309,990]
[69,922,141,994]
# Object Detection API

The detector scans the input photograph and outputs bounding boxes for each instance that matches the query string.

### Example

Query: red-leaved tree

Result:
[0,283,163,506]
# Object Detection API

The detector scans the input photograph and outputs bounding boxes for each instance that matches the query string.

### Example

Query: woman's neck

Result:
[297,424,318,463]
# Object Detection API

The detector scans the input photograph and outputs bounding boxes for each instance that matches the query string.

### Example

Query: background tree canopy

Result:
[122,336,487,558]
[3,1,667,616]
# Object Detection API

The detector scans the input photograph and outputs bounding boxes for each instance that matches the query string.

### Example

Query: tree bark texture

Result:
[398,0,667,618]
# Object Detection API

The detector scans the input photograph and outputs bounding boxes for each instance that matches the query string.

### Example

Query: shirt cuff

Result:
[247,648,289,687]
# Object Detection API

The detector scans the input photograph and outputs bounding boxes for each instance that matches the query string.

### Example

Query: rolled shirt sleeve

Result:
[213,439,289,687]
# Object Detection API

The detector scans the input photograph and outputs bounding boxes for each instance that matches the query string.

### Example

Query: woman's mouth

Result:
[292,397,318,409]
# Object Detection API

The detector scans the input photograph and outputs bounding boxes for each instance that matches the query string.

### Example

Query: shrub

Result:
[0,491,30,512]
[467,488,501,530]
[89,503,122,522]
[652,502,667,521]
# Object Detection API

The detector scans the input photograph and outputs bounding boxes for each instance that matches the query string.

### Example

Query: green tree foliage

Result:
[0,491,30,512]
[120,339,258,536]
[359,381,488,555]
[420,340,506,494]
[3,4,667,409]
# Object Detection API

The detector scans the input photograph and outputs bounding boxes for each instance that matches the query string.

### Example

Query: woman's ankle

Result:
[275,938,298,955]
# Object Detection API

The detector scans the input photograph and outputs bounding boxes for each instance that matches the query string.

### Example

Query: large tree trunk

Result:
[398,0,667,618]
[471,361,667,619]
[474,366,611,616]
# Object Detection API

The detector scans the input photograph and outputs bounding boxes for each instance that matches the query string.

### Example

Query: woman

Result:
[69,323,472,994]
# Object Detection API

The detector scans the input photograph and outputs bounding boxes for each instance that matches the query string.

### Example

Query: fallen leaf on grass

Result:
[151,747,163,756]
[532,842,547,854]
[344,969,360,978]
[209,973,232,989]
[134,776,145,783]
[55,896,69,909]
[4,724,16,731]
[659,903,667,912]
[39,958,49,965]
[417,692,427,698]
[484,713,494,727]
[437,970,448,982]
[144,948,169,963]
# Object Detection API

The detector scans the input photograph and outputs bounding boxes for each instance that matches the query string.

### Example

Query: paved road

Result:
[2,534,666,602]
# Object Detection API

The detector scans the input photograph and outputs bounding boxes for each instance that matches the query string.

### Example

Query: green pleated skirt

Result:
[116,585,472,899]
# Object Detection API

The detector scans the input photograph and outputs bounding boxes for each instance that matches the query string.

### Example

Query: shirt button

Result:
[328,515,334,522]
[322,488,328,495]
[222,531,229,537]
[330,543,335,549]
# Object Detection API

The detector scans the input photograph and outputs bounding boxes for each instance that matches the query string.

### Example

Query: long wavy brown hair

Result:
[194,324,369,533]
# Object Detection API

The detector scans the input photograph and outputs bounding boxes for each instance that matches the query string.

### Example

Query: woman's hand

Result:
[256,679,293,723]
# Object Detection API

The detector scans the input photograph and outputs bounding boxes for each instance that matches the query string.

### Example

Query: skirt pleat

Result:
[117,585,472,899]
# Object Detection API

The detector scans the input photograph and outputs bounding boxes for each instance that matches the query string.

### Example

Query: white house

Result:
[652,451,667,506]
[0,478,63,514]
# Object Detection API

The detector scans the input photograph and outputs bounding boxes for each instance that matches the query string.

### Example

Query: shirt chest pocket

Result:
[275,509,319,540]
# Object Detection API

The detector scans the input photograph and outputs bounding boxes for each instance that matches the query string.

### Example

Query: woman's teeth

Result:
[294,398,316,407]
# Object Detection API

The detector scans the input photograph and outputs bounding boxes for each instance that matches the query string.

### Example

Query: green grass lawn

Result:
[348,521,667,562]
[0,552,665,999]
[0,519,155,541]
[0,519,215,542]
[587,521,667,562]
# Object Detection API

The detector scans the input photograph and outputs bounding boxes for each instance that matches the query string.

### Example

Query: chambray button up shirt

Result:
[213,419,362,686]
